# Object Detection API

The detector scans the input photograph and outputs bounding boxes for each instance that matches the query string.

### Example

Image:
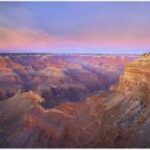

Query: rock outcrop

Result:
[118,54,150,102]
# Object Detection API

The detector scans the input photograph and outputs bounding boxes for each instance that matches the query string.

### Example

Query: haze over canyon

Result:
[0,53,150,148]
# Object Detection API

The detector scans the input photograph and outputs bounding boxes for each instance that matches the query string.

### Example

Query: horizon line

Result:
[0,52,142,55]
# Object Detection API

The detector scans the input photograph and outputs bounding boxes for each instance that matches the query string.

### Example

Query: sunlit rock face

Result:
[0,54,137,107]
[0,54,150,148]
[118,54,150,102]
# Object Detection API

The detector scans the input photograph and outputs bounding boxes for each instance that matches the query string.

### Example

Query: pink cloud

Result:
[0,28,65,50]
[0,27,150,52]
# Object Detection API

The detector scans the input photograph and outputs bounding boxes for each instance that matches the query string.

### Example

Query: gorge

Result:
[0,53,150,148]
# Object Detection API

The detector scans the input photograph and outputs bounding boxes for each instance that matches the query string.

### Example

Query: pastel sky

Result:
[0,2,150,54]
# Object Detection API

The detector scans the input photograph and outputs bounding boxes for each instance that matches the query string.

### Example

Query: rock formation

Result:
[1,54,149,148]
[0,54,136,108]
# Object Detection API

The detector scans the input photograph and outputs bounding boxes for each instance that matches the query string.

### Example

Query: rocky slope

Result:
[0,54,149,148]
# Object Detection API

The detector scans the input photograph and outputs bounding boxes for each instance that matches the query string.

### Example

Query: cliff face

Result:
[0,54,149,148]
[118,55,150,102]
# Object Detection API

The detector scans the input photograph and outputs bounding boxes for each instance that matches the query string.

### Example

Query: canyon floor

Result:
[1,53,150,148]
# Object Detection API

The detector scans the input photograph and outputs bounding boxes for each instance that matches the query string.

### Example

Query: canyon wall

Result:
[1,54,150,148]
[0,54,136,108]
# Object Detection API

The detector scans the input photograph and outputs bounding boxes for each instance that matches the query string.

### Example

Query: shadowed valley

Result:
[0,54,136,107]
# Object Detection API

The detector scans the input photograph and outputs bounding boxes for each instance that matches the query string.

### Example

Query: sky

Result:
[0,2,150,54]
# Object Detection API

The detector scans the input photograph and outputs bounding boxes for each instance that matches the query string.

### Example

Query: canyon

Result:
[0,54,136,107]
[1,53,150,148]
